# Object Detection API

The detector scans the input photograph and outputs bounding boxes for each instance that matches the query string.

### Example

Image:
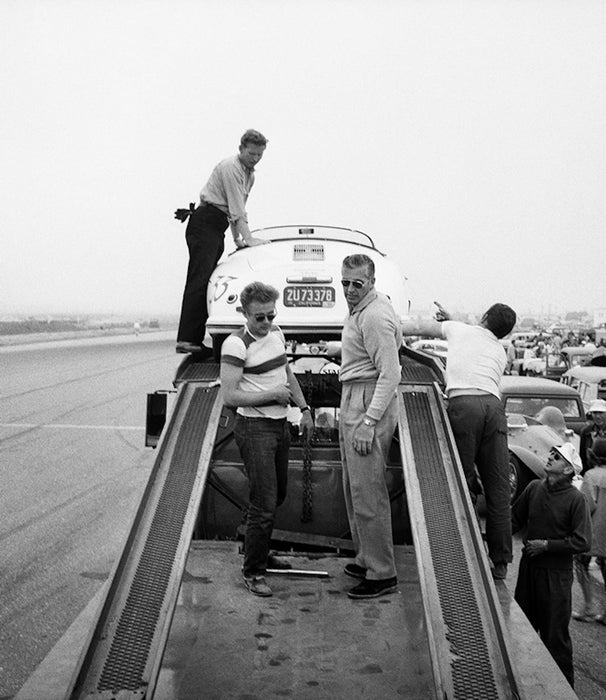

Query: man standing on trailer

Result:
[220,281,314,597]
[402,302,517,581]
[175,129,269,355]
[339,254,402,599]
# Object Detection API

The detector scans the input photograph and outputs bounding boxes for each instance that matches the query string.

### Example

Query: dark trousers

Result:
[447,394,512,565]
[515,558,575,687]
[177,204,228,345]
[234,415,290,577]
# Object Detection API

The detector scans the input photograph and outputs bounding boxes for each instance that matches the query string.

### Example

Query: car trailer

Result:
[16,349,578,700]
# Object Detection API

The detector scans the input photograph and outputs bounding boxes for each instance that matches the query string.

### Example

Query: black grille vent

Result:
[293,243,324,261]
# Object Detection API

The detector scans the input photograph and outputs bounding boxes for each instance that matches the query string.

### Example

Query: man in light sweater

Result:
[402,302,517,580]
[339,254,403,599]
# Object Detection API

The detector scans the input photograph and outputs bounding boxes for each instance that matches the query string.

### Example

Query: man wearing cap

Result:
[579,398,606,475]
[512,442,592,688]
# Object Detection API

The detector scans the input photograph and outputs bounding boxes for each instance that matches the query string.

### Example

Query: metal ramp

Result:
[397,380,523,700]
[67,374,223,700]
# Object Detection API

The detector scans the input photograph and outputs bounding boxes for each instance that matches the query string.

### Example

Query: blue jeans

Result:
[234,415,290,577]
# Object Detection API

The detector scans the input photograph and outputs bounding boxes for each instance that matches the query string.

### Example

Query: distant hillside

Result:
[0,320,139,336]
[0,316,177,336]
[0,319,98,336]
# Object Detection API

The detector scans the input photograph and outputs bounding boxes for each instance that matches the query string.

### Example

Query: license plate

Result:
[283,286,335,307]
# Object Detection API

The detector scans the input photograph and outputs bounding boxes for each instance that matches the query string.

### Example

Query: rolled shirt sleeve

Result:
[200,155,254,224]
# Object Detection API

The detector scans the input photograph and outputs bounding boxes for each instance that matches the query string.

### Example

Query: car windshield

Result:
[504,396,582,419]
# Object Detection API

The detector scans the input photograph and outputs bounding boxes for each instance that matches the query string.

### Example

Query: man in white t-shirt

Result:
[402,302,517,580]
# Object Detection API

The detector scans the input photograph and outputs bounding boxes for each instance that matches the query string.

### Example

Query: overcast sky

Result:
[1,0,604,320]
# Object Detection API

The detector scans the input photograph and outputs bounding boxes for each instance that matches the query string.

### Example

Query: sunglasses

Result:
[253,312,277,322]
[550,451,564,461]
[341,279,367,290]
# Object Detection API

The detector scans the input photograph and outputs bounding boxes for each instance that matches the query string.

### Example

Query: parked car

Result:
[507,331,541,350]
[518,345,599,381]
[500,376,586,435]
[561,366,606,412]
[497,376,587,500]
[409,338,448,360]
[505,414,563,501]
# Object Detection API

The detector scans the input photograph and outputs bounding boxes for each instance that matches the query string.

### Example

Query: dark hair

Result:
[240,281,279,310]
[342,254,375,278]
[240,129,268,148]
[483,303,517,339]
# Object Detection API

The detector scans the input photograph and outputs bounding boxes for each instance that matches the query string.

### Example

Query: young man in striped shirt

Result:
[220,282,314,597]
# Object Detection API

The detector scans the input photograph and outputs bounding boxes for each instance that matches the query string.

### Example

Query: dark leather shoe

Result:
[492,563,507,580]
[176,342,214,357]
[344,563,367,579]
[242,575,272,597]
[267,555,292,570]
[176,342,203,354]
[347,576,398,599]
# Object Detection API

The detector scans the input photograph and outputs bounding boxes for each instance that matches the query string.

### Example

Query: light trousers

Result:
[339,382,397,580]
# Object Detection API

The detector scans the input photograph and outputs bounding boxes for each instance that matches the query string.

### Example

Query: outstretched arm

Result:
[402,318,444,338]
[402,301,450,338]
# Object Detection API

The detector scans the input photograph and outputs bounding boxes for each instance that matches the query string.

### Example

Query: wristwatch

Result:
[300,405,311,413]
[363,417,376,427]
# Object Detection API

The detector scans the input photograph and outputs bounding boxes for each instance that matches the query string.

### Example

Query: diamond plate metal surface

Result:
[94,387,217,695]
[403,390,499,700]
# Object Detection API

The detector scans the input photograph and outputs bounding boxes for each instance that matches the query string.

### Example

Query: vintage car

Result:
[500,375,586,435]
[517,345,599,380]
[205,224,408,358]
[508,331,541,350]
[504,414,562,500]
[494,376,585,500]
[409,338,448,360]
[203,227,566,504]
[561,365,606,411]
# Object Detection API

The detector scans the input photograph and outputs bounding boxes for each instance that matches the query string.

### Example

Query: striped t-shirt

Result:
[221,325,288,419]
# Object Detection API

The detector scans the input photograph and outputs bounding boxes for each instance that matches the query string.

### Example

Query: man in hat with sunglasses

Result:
[220,281,314,597]
[339,254,403,599]
[511,442,592,688]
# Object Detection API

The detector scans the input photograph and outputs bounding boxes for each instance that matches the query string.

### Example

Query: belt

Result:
[447,388,496,399]
[200,201,227,216]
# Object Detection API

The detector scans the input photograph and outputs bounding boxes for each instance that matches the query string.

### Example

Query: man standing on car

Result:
[220,282,314,597]
[339,254,402,599]
[175,129,268,355]
[402,302,517,580]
